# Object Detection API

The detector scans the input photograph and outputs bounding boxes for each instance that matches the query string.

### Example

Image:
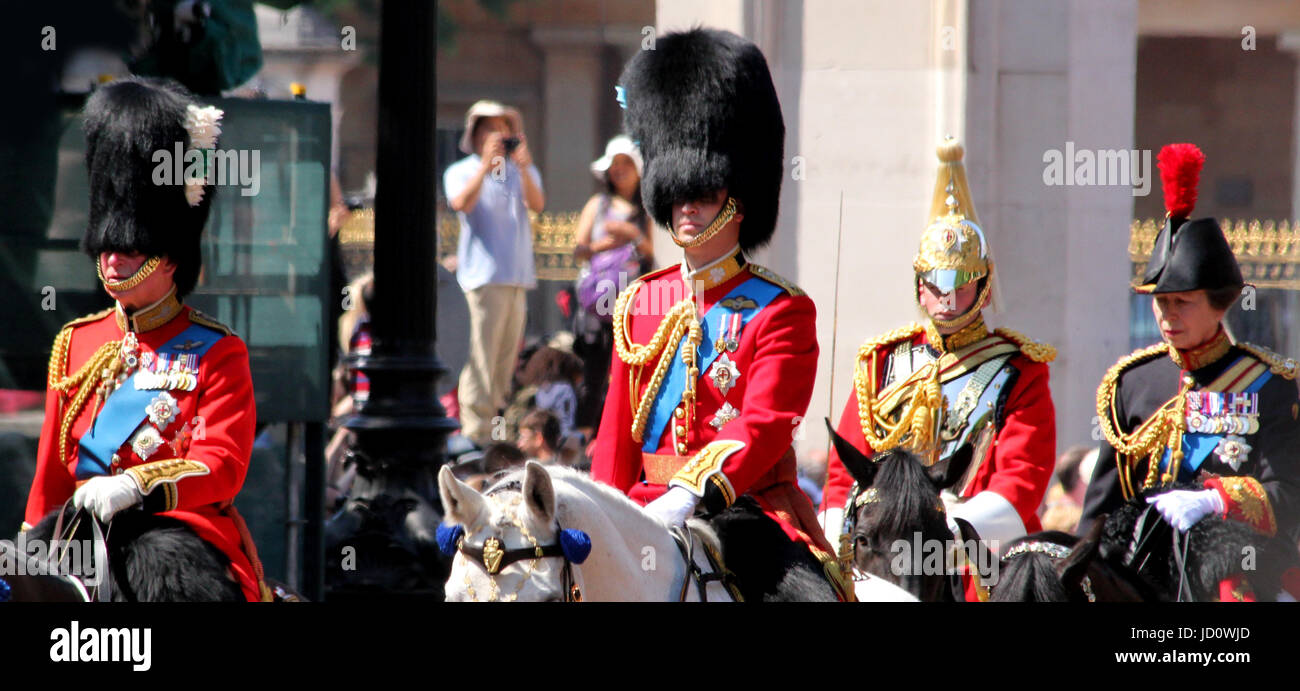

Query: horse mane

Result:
[861,450,947,537]
[1099,487,1279,600]
[992,531,1077,602]
[485,465,654,531]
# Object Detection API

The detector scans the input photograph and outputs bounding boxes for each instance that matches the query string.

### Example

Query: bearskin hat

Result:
[618,28,785,253]
[81,76,216,298]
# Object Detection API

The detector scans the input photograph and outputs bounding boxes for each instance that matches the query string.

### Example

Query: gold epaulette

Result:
[60,307,114,332]
[857,323,925,360]
[1097,343,1170,407]
[188,308,235,337]
[1236,342,1299,381]
[748,264,805,297]
[993,327,1058,363]
[46,308,115,388]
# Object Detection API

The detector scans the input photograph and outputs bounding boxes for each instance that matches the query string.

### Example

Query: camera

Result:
[503,136,520,155]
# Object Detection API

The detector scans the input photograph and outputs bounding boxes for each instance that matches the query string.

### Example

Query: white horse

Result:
[437,461,917,602]
[438,462,736,601]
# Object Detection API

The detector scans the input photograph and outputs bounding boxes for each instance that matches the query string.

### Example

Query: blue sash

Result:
[1159,363,1273,479]
[641,276,784,452]
[77,323,222,479]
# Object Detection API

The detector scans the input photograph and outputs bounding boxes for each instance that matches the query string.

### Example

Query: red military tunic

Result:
[592,249,841,575]
[821,322,1057,599]
[25,295,267,601]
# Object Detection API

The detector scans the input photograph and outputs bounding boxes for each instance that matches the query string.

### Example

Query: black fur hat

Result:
[618,28,785,254]
[81,76,216,298]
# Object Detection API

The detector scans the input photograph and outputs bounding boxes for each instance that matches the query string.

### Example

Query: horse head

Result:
[826,420,968,601]
[438,461,594,602]
[992,520,1151,602]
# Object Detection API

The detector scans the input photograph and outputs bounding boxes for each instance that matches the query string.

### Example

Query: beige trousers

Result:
[459,285,527,445]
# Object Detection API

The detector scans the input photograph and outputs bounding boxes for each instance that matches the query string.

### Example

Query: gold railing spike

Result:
[1130,218,1300,290]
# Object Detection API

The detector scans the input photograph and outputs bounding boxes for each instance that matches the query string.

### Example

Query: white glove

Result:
[645,486,699,528]
[72,475,144,523]
[819,508,845,550]
[1146,489,1225,533]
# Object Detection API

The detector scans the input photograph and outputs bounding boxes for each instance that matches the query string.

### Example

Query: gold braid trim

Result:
[748,263,805,297]
[853,323,946,458]
[668,440,744,498]
[50,338,124,467]
[612,280,701,443]
[1095,343,1191,499]
[125,458,211,500]
[187,308,234,337]
[1216,476,1277,537]
[993,328,1057,363]
[1235,342,1299,381]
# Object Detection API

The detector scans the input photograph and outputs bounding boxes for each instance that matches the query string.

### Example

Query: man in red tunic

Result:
[23,76,267,601]
[820,139,1058,600]
[591,28,849,601]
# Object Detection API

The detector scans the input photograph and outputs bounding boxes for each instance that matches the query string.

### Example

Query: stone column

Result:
[966,0,1138,450]
[531,27,605,213]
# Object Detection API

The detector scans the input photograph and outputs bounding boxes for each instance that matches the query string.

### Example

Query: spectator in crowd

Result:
[519,409,562,465]
[443,100,544,446]
[521,344,584,440]
[572,135,654,437]
[1040,445,1098,533]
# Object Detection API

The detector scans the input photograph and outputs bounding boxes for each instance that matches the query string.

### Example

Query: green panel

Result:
[0,96,332,424]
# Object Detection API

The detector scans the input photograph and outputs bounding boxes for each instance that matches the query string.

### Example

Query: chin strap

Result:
[97,256,161,292]
[672,197,739,248]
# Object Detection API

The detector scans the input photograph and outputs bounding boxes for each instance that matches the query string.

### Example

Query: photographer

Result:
[443,100,545,446]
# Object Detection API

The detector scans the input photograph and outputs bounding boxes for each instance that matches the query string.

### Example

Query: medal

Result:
[710,402,740,430]
[708,353,741,396]
[1214,435,1252,472]
[146,391,179,429]
[131,425,165,460]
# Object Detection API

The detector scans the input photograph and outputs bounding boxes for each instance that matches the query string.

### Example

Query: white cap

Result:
[459,100,523,155]
[590,135,643,181]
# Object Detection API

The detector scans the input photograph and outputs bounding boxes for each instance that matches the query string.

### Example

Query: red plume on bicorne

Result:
[1157,143,1206,219]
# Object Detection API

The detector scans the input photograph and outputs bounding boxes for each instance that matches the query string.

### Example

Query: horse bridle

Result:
[449,482,585,602]
[455,532,582,602]
[1000,541,1097,602]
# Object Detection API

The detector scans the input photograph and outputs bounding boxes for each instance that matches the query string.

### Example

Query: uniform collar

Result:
[115,287,183,334]
[924,314,989,354]
[1169,326,1232,372]
[681,244,745,292]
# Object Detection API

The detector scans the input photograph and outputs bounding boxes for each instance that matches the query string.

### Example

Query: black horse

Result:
[22,506,244,601]
[826,421,985,601]
[992,523,1155,602]
[995,486,1297,601]
[703,495,840,602]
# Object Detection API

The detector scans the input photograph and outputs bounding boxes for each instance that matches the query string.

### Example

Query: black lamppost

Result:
[326,0,457,599]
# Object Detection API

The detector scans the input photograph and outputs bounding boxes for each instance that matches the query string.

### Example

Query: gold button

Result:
[674,407,684,419]
[676,443,687,455]
[675,425,686,436]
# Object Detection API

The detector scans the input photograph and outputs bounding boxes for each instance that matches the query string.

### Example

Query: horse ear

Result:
[825,418,877,488]
[1059,519,1104,591]
[438,465,488,527]
[927,443,973,490]
[522,461,556,524]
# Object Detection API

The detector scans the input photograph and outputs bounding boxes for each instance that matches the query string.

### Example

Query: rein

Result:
[4,500,114,602]
[668,525,741,602]
[1124,503,1195,601]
